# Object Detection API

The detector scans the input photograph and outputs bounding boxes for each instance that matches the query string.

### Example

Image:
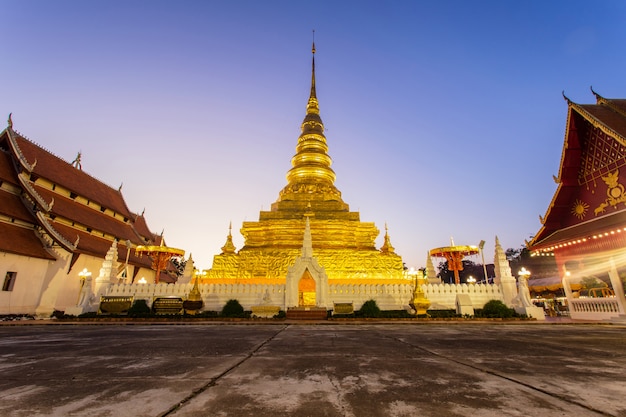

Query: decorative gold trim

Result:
[593,169,626,216]
[571,199,589,220]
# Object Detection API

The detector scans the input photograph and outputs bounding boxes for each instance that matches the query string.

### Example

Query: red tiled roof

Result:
[133,213,156,242]
[50,221,152,268]
[12,133,133,219]
[604,98,626,116]
[0,190,37,223]
[579,103,626,138]
[33,184,144,244]
[0,150,19,185]
[0,222,55,260]
[1,126,166,272]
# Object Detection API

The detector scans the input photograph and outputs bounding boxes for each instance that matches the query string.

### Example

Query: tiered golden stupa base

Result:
[202,247,405,285]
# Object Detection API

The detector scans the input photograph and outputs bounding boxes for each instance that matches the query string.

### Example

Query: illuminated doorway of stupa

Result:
[298,269,316,307]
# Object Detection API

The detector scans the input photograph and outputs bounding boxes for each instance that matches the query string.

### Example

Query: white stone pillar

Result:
[608,258,626,314]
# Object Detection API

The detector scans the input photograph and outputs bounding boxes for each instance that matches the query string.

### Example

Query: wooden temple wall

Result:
[106,282,505,311]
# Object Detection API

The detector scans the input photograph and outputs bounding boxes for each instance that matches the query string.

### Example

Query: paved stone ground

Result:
[0,322,624,417]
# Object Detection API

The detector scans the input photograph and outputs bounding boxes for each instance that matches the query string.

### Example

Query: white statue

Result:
[77,275,95,308]
[513,273,534,308]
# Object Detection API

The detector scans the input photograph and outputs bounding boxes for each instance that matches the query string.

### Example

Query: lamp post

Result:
[467,275,476,285]
[478,240,488,284]
[518,267,530,280]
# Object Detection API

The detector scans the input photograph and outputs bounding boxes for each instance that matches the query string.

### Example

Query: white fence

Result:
[106,282,504,311]
[569,297,623,321]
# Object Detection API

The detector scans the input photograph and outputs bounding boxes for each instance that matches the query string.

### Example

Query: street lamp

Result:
[467,275,476,285]
[518,267,530,279]
[478,240,488,284]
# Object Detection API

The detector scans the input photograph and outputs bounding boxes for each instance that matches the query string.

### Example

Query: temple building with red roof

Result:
[528,89,626,320]
[0,115,168,317]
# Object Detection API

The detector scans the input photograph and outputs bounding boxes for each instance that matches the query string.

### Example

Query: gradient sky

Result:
[2,1,626,271]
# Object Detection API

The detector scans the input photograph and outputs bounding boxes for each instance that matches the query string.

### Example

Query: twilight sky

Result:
[2,1,626,271]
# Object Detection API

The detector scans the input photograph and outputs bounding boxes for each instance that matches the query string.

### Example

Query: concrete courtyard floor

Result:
[0,320,624,417]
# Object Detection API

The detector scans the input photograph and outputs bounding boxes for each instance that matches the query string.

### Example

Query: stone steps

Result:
[286,307,328,320]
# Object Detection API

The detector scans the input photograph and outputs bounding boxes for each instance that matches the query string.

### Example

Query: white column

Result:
[608,258,626,314]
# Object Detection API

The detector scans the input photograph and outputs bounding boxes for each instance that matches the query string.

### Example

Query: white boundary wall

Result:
[106,282,505,311]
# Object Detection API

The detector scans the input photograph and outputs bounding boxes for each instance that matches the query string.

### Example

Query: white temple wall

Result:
[53,255,107,313]
[0,246,160,316]
[0,252,52,315]
[424,283,504,310]
[106,282,505,312]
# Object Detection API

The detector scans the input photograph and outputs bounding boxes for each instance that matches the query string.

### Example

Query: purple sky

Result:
[3,1,626,271]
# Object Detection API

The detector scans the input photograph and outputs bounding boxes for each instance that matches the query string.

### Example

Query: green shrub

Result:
[128,299,151,317]
[358,299,381,318]
[221,299,245,317]
[480,300,514,318]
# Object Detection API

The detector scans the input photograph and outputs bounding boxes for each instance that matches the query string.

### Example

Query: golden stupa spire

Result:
[220,222,237,255]
[310,30,317,101]
[278,37,341,203]
[380,223,396,255]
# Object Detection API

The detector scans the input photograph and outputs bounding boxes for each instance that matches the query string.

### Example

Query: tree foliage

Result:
[437,260,493,284]
[580,276,606,289]
[170,256,187,277]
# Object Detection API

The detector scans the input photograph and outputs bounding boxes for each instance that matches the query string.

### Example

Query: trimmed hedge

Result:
[478,300,515,318]
[357,299,381,318]
[221,299,247,318]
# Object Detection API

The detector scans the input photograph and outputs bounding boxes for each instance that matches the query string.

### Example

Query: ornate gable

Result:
[530,91,626,251]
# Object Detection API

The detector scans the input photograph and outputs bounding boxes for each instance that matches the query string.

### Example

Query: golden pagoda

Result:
[203,42,405,285]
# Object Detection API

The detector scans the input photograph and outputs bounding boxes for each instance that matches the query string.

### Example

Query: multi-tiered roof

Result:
[529,89,626,255]
[0,117,160,277]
